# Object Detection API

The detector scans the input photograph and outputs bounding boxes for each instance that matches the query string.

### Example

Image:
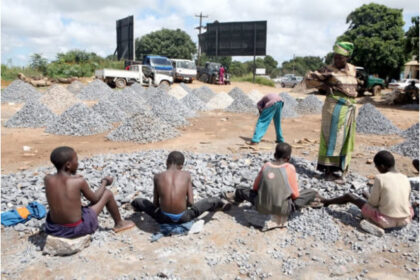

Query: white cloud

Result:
[1,0,418,66]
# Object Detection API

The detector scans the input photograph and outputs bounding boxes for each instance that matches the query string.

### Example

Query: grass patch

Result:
[1,65,42,81]
[231,73,275,87]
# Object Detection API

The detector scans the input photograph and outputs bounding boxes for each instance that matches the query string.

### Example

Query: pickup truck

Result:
[95,64,173,89]
[197,62,230,85]
[356,67,385,96]
[280,75,303,88]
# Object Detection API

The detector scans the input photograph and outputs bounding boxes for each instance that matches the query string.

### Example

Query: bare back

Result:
[154,169,193,214]
[45,174,85,224]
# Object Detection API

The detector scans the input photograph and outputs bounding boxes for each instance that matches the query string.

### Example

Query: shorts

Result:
[45,207,98,238]
[361,204,413,229]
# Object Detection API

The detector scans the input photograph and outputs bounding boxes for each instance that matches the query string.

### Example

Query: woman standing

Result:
[305,42,357,183]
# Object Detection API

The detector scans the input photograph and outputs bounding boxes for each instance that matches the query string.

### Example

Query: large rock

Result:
[43,234,91,256]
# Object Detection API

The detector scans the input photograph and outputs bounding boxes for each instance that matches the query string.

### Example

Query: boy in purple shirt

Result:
[250,93,284,145]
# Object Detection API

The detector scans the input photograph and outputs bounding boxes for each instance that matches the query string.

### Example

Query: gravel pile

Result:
[92,99,127,122]
[296,94,323,115]
[107,112,179,143]
[39,84,80,114]
[104,87,150,116]
[1,150,417,246]
[145,89,192,126]
[168,85,189,100]
[392,123,419,158]
[129,83,146,95]
[192,86,216,103]
[206,92,234,110]
[45,103,112,136]
[247,90,264,104]
[179,83,193,94]
[4,99,57,128]
[67,80,85,94]
[356,103,401,135]
[181,92,207,112]
[225,87,258,114]
[76,79,113,100]
[279,92,299,118]
[1,80,41,103]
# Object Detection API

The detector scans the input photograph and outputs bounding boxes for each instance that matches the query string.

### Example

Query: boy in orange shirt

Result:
[223,143,321,221]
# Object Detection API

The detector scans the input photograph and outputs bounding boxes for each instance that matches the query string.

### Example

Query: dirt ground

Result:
[1,80,418,178]
[1,80,419,280]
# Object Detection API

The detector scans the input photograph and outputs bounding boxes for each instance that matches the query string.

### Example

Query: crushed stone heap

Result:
[356,103,400,135]
[107,112,179,143]
[247,90,264,104]
[4,99,57,128]
[92,99,128,122]
[145,89,193,126]
[225,87,258,114]
[1,80,42,103]
[181,92,207,112]
[192,86,216,103]
[39,84,81,114]
[279,92,298,118]
[391,123,419,158]
[76,79,113,100]
[45,103,112,136]
[206,92,234,110]
[296,95,323,115]
[104,87,151,116]
[67,80,85,94]
[168,84,189,100]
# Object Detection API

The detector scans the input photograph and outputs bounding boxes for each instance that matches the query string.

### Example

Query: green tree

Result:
[405,16,419,60]
[229,61,248,76]
[336,3,406,80]
[263,55,278,75]
[136,29,196,60]
[30,53,48,75]
[280,56,325,76]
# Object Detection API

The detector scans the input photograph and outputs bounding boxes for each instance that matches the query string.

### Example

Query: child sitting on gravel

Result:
[323,150,413,229]
[131,151,230,224]
[44,146,134,238]
[222,143,322,228]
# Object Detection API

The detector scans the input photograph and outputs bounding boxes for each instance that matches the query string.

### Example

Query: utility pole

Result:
[195,12,208,63]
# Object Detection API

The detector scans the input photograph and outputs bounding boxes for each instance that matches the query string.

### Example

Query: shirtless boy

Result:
[44,146,134,238]
[131,151,229,224]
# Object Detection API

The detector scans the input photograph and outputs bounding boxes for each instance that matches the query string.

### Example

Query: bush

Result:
[231,73,275,87]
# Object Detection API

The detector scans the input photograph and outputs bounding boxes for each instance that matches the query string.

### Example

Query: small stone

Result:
[360,219,384,237]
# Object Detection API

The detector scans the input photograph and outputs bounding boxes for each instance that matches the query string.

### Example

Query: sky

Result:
[1,0,418,67]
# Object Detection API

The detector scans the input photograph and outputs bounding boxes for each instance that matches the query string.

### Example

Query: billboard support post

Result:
[253,22,257,83]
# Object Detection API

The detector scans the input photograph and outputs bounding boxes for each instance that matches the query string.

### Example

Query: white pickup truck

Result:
[95,64,173,89]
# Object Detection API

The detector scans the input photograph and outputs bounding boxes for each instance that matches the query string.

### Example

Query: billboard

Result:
[116,16,134,61]
[199,21,267,56]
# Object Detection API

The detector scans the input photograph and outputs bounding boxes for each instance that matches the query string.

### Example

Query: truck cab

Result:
[356,66,385,96]
[170,59,197,83]
[142,55,174,77]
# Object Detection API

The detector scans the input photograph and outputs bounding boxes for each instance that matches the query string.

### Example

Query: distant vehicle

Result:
[388,79,419,90]
[142,55,174,77]
[280,75,302,88]
[170,59,197,83]
[196,62,230,85]
[95,64,173,89]
[355,67,385,96]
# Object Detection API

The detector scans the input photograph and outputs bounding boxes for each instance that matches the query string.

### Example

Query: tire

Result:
[372,85,381,96]
[357,90,365,97]
[281,83,286,88]
[115,78,126,89]
[199,74,209,83]
[159,80,170,87]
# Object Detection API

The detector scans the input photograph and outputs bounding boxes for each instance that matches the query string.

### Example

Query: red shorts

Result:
[361,204,413,229]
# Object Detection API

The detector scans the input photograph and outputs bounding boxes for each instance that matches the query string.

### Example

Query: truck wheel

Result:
[372,85,381,96]
[199,74,209,83]
[357,90,365,97]
[159,80,170,87]
[115,78,126,89]
[281,83,286,88]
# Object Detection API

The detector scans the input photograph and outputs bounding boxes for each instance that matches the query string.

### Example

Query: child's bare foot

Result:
[113,220,135,233]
